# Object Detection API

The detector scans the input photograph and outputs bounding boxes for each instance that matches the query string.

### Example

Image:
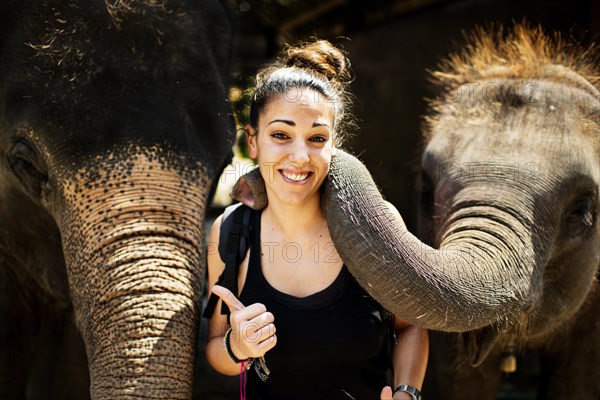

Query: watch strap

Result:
[393,384,421,400]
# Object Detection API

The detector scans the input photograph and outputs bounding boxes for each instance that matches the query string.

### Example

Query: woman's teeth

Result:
[282,170,309,181]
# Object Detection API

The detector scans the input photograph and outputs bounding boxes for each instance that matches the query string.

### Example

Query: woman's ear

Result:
[246,125,258,159]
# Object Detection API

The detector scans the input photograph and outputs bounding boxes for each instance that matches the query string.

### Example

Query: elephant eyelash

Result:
[567,194,595,215]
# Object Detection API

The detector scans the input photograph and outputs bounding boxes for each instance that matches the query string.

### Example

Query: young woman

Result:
[205,39,428,400]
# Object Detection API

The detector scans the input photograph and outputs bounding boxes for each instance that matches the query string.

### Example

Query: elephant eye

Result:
[8,138,48,199]
[564,193,597,238]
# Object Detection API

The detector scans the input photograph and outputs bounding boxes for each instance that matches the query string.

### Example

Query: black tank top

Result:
[238,209,393,400]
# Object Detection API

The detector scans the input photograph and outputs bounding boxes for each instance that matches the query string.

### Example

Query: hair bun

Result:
[284,39,352,88]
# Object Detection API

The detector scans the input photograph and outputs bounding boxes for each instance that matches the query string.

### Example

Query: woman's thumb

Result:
[380,385,393,400]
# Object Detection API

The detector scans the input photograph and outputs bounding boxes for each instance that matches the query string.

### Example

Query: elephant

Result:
[417,25,600,400]
[1,1,233,399]
[235,24,599,399]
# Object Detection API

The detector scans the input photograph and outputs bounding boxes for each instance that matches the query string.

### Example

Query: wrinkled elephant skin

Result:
[0,1,233,399]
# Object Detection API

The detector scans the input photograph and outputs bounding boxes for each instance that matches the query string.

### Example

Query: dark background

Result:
[195,0,598,398]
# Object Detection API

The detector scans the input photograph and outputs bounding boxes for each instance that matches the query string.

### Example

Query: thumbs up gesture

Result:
[212,285,277,360]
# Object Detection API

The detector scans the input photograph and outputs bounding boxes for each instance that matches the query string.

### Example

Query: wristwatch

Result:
[393,384,422,400]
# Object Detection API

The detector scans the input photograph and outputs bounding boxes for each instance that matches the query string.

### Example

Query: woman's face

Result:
[247,88,336,207]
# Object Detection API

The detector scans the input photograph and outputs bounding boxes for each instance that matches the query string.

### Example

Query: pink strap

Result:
[240,360,248,400]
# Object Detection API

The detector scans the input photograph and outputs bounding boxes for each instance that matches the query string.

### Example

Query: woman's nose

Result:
[288,140,310,164]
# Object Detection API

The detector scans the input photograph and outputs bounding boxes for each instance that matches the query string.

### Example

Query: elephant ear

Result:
[231,167,268,210]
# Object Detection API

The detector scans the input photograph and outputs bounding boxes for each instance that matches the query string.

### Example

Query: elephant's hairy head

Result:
[104,0,176,30]
[430,22,598,94]
[424,22,599,141]
[24,0,204,89]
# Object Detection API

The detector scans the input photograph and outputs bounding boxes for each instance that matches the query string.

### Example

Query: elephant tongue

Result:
[464,326,501,367]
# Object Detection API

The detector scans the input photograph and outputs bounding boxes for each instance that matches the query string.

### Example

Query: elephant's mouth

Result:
[463,325,502,367]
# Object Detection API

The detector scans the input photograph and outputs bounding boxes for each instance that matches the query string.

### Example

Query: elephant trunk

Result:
[322,150,538,332]
[57,151,209,399]
[82,238,199,399]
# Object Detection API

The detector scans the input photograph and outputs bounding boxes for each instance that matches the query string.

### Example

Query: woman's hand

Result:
[212,285,277,360]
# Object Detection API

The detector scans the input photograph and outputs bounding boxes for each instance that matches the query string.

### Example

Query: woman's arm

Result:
[391,318,429,399]
[205,215,243,376]
[205,215,277,376]
[381,201,428,399]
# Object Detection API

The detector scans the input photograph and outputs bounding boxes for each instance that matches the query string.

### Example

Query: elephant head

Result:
[418,25,599,362]
[233,24,599,352]
[1,1,232,398]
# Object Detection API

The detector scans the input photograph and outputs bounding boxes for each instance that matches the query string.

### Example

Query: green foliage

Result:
[229,73,256,159]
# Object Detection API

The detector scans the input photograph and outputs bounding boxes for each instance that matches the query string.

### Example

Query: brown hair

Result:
[249,39,354,145]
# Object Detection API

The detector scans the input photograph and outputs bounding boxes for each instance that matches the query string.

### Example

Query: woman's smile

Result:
[280,168,312,184]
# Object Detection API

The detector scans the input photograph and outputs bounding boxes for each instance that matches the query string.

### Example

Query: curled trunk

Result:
[235,150,538,332]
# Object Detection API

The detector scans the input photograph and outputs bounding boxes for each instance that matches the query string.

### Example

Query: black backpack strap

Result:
[218,203,252,264]
[203,203,253,319]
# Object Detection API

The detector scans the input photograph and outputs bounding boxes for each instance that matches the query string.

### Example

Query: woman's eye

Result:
[271,132,288,140]
[309,136,327,143]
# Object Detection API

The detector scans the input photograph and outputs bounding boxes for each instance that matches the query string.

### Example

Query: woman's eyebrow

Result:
[312,121,330,128]
[268,119,295,126]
